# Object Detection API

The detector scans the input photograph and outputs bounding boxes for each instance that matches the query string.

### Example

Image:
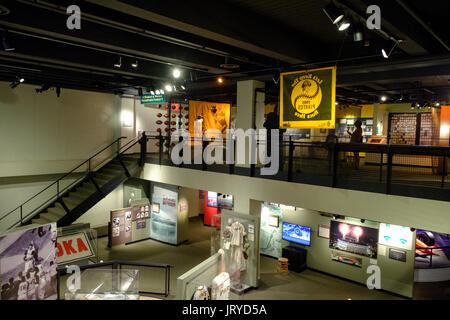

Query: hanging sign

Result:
[141,94,166,104]
[280,66,336,129]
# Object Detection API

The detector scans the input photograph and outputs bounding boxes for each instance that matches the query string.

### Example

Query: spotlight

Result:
[337,18,351,31]
[436,102,441,107]
[150,91,155,95]
[172,68,181,79]
[165,85,173,92]
[181,85,186,90]
[217,77,224,84]
[381,96,387,102]
[155,90,160,95]
[160,89,165,95]
[335,102,339,106]
[1,32,15,51]
[352,23,364,42]
[35,84,51,93]
[411,102,415,110]
[131,60,138,68]
[9,76,24,89]
[114,56,122,68]
[323,1,345,25]
[381,41,399,59]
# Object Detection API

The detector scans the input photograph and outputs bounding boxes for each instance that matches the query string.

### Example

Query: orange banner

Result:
[188,101,231,138]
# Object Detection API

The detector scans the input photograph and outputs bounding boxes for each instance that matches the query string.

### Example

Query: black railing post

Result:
[386,146,393,194]
[159,131,163,165]
[179,134,184,168]
[288,137,294,182]
[332,143,339,188]
[88,158,91,173]
[57,180,60,198]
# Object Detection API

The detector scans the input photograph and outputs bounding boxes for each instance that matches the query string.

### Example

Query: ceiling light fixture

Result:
[155,90,161,95]
[352,23,364,42]
[217,77,224,84]
[172,68,181,79]
[381,40,399,59]
[381,96,387,102]
[10,76,24,89]
[131,60,138,68]
[150,91,155,96]
[165,85,173,92]
[114,56,122,68]
[181,85,186,90]
[323,1,345,25]
[160,89,165,95]
[337,18,351,31]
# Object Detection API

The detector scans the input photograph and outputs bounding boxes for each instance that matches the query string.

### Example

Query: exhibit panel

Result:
[0,223,58,300]
[151,182,179,245]
[260,204,283,258]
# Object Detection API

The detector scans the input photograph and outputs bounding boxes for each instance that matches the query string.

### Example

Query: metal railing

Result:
[139,132,450,202]
[0,137,141,230]
[416,246,450,269]
[57,260,172,298]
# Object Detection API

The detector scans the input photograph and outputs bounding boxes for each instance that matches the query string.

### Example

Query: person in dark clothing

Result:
[263,109,285,170]
[347,120,363,169]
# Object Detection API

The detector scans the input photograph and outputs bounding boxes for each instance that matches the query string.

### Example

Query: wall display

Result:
[318,224,330,239]
[379,223,413,250]
[57,232,94,265]
[110,208,132,246]
[151,185,178,245]
[260,204,283,258]
[218,194,233,211]
[415,230,450,269]
[136,220,147,230]
[207,192,218,208]
[331,250,363,268]
[152,202,160,214]
[389,248,407,263]
[0,224,58,300]
[132,204,150,221]
[282,222,311,246]
[280,67,336,129]
[329,221,378,258]
[188,101,231,138]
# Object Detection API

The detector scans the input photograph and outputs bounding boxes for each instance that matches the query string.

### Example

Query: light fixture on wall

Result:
[9,76,24,89]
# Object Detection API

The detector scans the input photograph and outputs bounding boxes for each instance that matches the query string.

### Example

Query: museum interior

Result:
[0,0,449,301]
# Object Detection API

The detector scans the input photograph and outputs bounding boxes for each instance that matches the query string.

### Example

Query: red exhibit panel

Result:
[204,190,220,226]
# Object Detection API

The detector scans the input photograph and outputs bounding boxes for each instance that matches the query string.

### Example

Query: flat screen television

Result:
[282,222,311,246]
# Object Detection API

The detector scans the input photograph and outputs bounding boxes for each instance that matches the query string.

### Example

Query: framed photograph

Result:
[207,191,218,208]
[125,212,132,221]
[136,213,141,219]
[318,224,330,239]
[112,227,120,237]
[112,218,120,228]
[152,202,160,214]
[268,215,279,228]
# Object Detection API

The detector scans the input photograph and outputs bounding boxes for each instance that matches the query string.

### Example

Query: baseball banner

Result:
[280,67,336,129]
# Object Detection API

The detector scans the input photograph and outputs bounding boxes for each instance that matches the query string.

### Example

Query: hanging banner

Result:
[188,101,231,138]
[141,94,166,104]
[280,67,336,129]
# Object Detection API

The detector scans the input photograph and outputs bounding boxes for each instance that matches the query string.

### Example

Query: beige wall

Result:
[0,82,120,177]
[139,164,450,235]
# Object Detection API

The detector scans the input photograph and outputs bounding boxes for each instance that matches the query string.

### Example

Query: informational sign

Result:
[389,248,407,262]
[141,94,165,104]
[318,225,330,239]
[280,67,336,129]
[379,223,413,250]
[207,192,218,208]
[111,208,132,247]
[57,232,95,265]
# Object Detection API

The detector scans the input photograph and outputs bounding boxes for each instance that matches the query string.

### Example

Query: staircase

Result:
[32,156,140,227]
[0,137,143,230]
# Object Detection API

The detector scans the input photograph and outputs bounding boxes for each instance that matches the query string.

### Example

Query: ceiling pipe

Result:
[395,0,450,52]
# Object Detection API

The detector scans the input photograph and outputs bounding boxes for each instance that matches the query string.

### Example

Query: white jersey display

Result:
[192,286,210,300]
[211,272,230,300]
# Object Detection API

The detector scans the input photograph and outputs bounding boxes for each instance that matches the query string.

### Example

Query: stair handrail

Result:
[0,136,135,228]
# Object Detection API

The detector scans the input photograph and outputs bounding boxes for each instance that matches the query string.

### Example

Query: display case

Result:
[65,269,140,300]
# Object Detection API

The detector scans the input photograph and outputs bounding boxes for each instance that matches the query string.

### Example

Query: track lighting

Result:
[165,85,173,92]
[10,76,24,89]
[131,60,138,68]
[352,23,364,42]
[160,89,165,95]
[114,56,122,68]
[381,40,399,59]
[1,32,15,51]
[323,1,345,25]
[337,18,351,31]
[150,91,155,95]
[172,68,181,79]
[155,90,161,95]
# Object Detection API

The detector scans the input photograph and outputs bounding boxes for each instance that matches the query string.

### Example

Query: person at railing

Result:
[347,120,363,169]
[264,108,285,169]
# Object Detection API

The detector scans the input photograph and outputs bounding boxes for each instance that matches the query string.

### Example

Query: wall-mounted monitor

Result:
[282,222,311,246]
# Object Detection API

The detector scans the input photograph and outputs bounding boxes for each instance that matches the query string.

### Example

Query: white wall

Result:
[0,82,120,177]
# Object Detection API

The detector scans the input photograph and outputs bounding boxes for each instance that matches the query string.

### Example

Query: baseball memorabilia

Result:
[211,272,230,300]
[280,67,336,129]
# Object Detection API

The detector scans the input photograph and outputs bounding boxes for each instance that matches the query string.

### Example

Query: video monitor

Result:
[282,222,311,246]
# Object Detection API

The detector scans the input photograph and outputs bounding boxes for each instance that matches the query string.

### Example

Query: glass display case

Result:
[65,269,140,300]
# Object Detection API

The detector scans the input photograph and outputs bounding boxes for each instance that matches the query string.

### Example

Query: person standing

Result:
[347,120,363,169]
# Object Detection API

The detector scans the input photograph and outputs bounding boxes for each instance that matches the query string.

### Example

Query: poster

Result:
[57,232,94,265]
[379,223,413,250]
[415,230,450,269]
[0,224,58,300]
[329,220,379,258]
[188,101,231,138]
[111,208,132,247]
[331,250,363,268]
[260,204,283,258]
[151,185,178,244]
[207,192,218,208]
[218,194,233,211]
[280,67,336,129]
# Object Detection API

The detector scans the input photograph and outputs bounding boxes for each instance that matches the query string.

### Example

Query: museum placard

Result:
[280,67,336,129]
